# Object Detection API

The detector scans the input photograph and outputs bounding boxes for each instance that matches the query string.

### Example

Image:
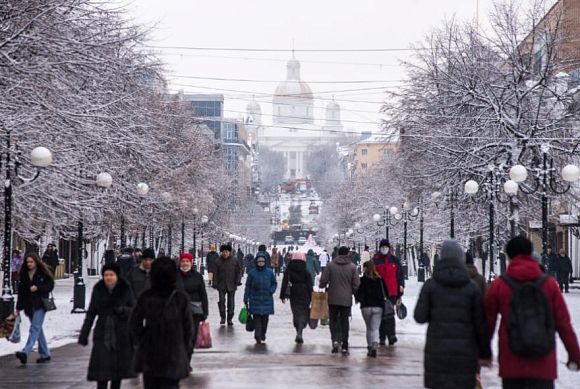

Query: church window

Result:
[361,148,368,156]
[361,163,368,170]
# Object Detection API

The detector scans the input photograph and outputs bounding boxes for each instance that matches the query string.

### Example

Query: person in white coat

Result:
[318,249,331,271]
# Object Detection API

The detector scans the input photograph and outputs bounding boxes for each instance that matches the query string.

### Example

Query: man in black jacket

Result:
[206,244,219,286]
[125,248,155,299]
[116,248,135,278]
[557,248,573,293]
[213,244,243,326]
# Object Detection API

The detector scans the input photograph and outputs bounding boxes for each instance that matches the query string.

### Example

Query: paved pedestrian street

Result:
[0,278,508,388]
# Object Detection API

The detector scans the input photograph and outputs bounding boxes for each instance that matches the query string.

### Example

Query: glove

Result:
[237,282,242,286]
[78,336,88,346]
[203,316,208,322]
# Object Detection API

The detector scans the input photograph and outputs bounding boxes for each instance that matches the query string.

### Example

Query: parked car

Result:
[298,237,307,245]
[284,236,295,244]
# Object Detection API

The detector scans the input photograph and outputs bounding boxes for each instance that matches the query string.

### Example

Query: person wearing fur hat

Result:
[372,239,404,346]
[177,252,208,360]
[205,244,219,286]
[213,244,243,326]
[78,263,137,389]
[125,248,155,299]
[280,251,312,344]
[414,240,491,389]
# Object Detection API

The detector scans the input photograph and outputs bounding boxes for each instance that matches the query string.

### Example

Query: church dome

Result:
[246,99,262,125]
[274,58,313,99]
[324,99,341,125]
[246,100,261,113]
[272,57,314,125]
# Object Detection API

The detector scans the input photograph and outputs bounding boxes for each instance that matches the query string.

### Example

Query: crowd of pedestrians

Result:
[7,235,580,389]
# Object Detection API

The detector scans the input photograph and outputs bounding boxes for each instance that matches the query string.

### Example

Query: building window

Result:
[223,122,238,141]
[191,101,222,117]
[383,148,391,157]
[361,163,368,170]
[361,148,368,156]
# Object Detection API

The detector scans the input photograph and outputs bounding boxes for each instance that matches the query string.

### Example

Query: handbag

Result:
[396,300,407,320]
[245,313,255,332]
[379,279,395,320]
[8,315,21,344]
[284,281,292,299]
[195,322,212,349]
[190,301,204,316]
[42,293,57,312]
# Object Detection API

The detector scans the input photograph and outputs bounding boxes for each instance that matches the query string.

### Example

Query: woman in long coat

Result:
[78,263,136,389]
[280,251,313,344]
[244,255,277,344]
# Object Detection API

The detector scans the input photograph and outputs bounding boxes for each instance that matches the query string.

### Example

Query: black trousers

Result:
[143,375,179,389]
[253,314,269,341]
[218,290,236,320]
[379,296,397,342]
[97,381,120,389]
[328,305,351,347]
[558,274,570,293]
[502,378,554,389]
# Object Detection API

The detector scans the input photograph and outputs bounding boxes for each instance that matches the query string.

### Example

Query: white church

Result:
[246,56,346,179]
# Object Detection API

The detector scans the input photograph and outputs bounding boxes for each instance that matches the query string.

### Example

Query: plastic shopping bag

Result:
[239,306,249,324]
[8,315,21,344]
[195,322,212,349]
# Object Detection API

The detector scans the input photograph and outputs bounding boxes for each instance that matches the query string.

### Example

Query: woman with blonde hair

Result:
[355,260,388,357]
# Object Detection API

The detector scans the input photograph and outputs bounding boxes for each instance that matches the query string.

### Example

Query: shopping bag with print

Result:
[195,321,212,349]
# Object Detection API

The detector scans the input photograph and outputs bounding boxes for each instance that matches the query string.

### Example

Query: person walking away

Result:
[116,247,135,278]
[545,246,559,278]
[372,239,405,346]
[125,248,155,299]
[244,253,255,275]
[177,253,208,361]
[361,246,371,266]
[414,240,492,389]
[133,248,143,265]
[485,236,580,389]
[206,244,219,286]
[130,257,193,389]
[281,251,312,344]
[237,247,244,265]
[42,244,59,275]
[305,249,320,285]
[256,244,271,268]
[350,247,360,268]
[424,253,432,278]
[284,248,293,272]
[557,249,573,293]
[319,249,331,272]
[271,247,280,276]
[319,246,360,355]
[11,249,24,294]
[15,253,55,364]
[355,261,389,358]
[78,263,136,389]
[213,244,243,326]
[244,255,277,344]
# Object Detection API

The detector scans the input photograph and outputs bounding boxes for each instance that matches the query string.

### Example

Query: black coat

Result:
[414,256,491,389]
[16,268,54,317]
[79,279,136,382]
[116,254,135,278]
[355,275,387,308]
[130,288,193,380]
[281,260,312,309]
[206,251,219,273]
[177,269,209,319]
[213,255,243,292]
[556,255,573,279]
[125,266,151,299]
[42,250,59,272]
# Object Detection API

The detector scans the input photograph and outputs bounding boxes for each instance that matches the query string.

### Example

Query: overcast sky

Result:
[122,0,501,134]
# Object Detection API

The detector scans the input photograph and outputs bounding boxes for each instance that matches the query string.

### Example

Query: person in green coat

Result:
[305,249,320,285]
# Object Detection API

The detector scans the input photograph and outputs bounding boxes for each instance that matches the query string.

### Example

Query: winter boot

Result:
[331,341,340,354]
[388,335,398,346]
[341,343,349,355]
[370,342,378,358]
[15,352,27,365]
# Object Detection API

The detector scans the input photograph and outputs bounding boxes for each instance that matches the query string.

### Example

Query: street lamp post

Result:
[1,140,52,322]
[192,207,199,261]
[373,206,398,242]
[199,215,209,274]
[431,189,458,238]
[394,201,420,280]
[180,216,185,254]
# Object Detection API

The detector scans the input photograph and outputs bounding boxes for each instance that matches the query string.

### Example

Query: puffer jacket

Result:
[244,266,277,315]
[415,255,491,389]
[319,254,360,307]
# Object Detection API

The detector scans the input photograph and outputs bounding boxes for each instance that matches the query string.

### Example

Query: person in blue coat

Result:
[244,255,277,344]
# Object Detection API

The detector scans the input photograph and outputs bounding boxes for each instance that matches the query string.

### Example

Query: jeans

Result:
[361,307,382,347]
[379,296,397,342]
[23,308,50,357]
[218,290,236,321]
[502,378,554,389]
[328,305,351,347]
[97,381,121,389]
[253,314,269,341]
[143,375,179,389]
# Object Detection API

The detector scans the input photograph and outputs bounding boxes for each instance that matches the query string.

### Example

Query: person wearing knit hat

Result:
[79,258,136,387]
[281,250,312,344]
[214,243,243,326]
[414,239,491,389]
[177,252,208,362]
[125,248,155,299]
[206,244,219,287]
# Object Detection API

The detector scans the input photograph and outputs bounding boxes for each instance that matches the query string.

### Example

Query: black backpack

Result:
[501,274,555,357]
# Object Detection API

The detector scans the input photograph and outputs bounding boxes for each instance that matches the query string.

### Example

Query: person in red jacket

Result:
[485,236,580,389]
[372,239,404,346]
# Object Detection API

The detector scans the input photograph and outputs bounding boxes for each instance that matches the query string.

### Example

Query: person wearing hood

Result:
[244,253,256,275]
[466,251,486,297]
[213,244,243,326]
[256,244,271,268]
[78,263,136,389]
[281,251,313,344]
[372,239,404,346]
[176,252,208,361]
[414,240,492,389]
[244,255,277,344]
[485,237,580,388]
[319,246,360,355]
[305,249,320,285]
